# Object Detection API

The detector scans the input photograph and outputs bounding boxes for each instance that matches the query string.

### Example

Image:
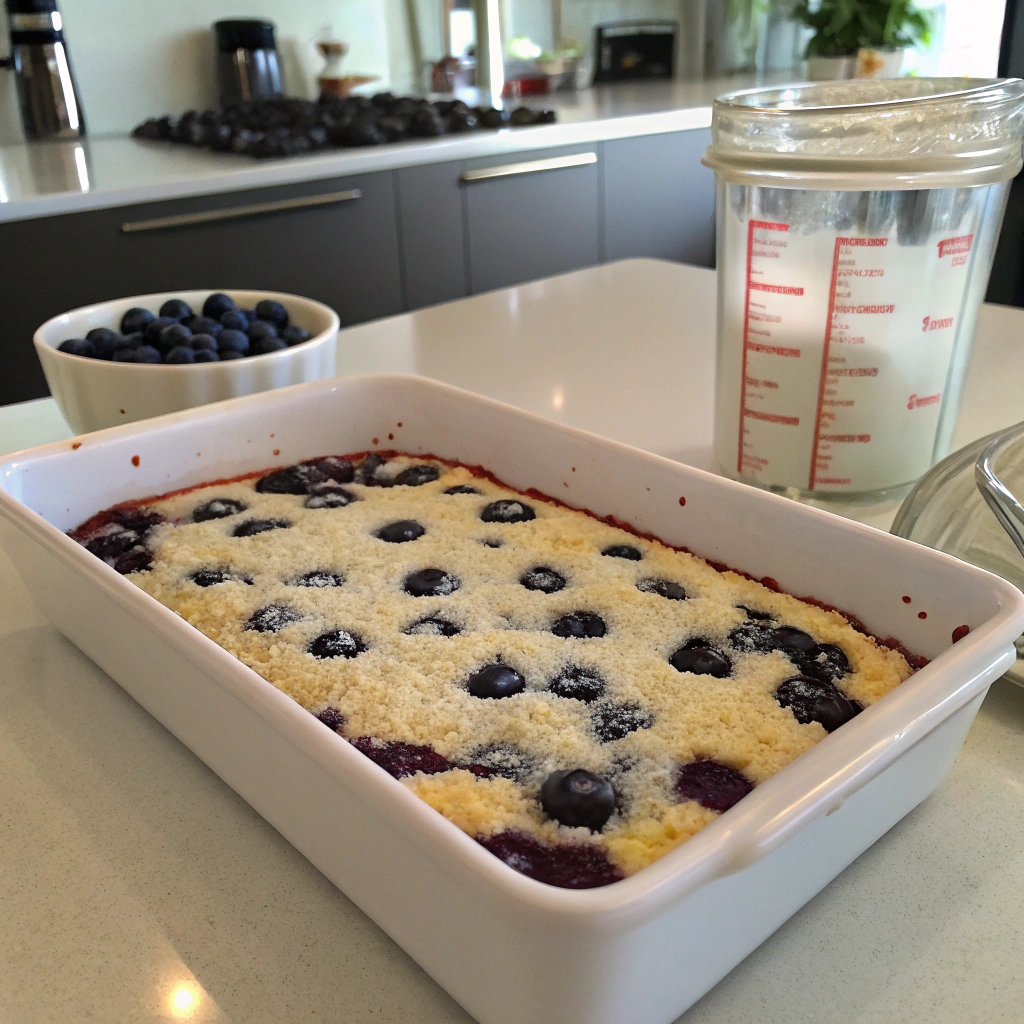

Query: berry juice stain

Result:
[131,455,140,467]
[918,611,927,619]
[952,624,970,642]
[678,496,686,506]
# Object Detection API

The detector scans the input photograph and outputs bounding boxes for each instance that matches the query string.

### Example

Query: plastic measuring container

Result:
[703,79,1024,501]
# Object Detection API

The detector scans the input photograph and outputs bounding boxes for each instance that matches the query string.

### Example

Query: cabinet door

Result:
[602,129,715,267]
[0,171,403,406]
[397,160,468,309]
[462,144,600,294]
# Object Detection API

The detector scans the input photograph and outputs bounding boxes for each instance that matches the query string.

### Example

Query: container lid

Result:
[214,19,276,53]
[703,78,1024,190]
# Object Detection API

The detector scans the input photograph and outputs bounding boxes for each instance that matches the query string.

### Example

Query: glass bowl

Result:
[891,419,1024,684]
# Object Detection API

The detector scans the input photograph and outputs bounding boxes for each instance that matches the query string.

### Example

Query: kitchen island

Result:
[2,260,1023,1023]
[0,76,780,406]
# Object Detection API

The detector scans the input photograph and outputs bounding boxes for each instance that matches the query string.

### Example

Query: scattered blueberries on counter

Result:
[56,292,316,364]
[132,94,557,160]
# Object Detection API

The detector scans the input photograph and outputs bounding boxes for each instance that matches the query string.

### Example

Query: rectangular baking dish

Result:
[1,374,1021,1024]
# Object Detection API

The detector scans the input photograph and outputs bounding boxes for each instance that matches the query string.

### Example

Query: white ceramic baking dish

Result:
[1,374,1021,1024]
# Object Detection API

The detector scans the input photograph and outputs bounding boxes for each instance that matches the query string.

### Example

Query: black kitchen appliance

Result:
[214,19,283,107]
[0,0,84,140]
[592,21,677,83]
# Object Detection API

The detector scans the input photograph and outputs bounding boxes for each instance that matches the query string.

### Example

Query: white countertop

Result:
[3,260,1024,1023]
[0,77,768,225]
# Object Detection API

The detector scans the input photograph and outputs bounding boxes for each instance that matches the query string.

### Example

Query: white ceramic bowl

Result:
[34,289,339,434]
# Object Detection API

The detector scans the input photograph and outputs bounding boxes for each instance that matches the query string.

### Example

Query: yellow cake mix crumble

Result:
[70,452,913,888]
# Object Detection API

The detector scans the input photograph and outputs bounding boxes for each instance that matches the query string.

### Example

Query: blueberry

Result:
[675,760,754,812]
[145,316,178,345]
[410,107,446,136]
[252,336,288,356]
[160,323,193,349]
[467,663,525,699]
[217,328,250,355]
[549,665,605,703]
[481,499,536,524]
[185,315,223,336]
[232,518,291,537]
[281,324,311,346]
[739,605,774,620]
[540,769,616,831]
[349,737,454,778]
[355,453,388,485]
[245,604,302,632]
[669,639,732,677]
[58,338,95,357]
[482,539,503,548]
[219,350,245,361]
[592,701,654,742]
[520,566,567,594]
[292,570,345,588]
[403,568,460,597]
[193,498,247,521]
[120,332,145,350]
[247,319,278,343]
[85,327,121,350]
[392,464,440,487]
[190,333,218,352]
[309,629,366,660]
[240,308,257,323]
[165,345,196,364]
[728,621,778,654]
[403,616,462,637]
[772,626,818,655]
[193,349,220,362]
[159,298,192,321]
[189,568,252,586]
[479,107,510,129]
[133,345,163,364]
[304,485,358,509]
[775,676,861,732]
[602,544,642,560]
[112,348,137,362]
[256,456,354,495]
[315,706,345,731]
[636,578,687,601]
[203,292,237,320]
[466,744,533,782]
[478,830,623,888]
[255,298,289,327]
[509,106,534,127]
[376,519,425,543]
[120,307,155,335]
[551,612,606,639]
[802,643,851,682]
[219,310,249,332]
[444,485,480,495]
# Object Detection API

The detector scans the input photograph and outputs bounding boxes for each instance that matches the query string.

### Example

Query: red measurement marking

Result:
[938,234,973,258]
[952,624,970,642]
[738,219,794,476]
[748,342,800,357]
[809,237,844,490]
[902,595,912,604]
[746,409,800,425]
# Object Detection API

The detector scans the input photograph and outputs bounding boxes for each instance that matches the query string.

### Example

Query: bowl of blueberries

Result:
[35,289,339,434]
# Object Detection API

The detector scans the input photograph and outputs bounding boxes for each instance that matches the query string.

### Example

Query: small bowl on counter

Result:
[34,289,339,434]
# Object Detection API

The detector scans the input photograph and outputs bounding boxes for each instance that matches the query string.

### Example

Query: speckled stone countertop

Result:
[3,261,1024,1022]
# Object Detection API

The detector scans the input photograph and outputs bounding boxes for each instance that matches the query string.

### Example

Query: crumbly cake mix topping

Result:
[70,453,913,888]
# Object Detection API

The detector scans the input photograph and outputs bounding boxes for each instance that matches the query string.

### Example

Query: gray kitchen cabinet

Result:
[0,171,403,406]
[396,160,467,308]
[602,129,715,267]
[461,143,601,294]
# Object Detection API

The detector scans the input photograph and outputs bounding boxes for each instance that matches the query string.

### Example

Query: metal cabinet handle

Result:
[459,152,597,184]
[120,188,362,233]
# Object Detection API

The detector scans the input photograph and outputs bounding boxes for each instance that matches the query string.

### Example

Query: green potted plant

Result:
[793,0,931,79]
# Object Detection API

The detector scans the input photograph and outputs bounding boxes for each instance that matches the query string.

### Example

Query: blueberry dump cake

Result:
[70,453,913,888]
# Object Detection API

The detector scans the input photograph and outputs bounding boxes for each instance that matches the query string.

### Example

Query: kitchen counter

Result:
[0,76,769,224]
[3,260,1024,1023]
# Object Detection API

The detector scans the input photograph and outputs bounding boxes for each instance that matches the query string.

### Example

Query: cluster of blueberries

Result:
[132,94,557,160]
[56,292,313,364]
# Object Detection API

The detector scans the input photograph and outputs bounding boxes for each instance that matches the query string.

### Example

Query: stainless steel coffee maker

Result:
[214,19,283,107]
[0,0,85,140]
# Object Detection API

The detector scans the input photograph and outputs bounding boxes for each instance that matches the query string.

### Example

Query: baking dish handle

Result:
[714,643,1016,877]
